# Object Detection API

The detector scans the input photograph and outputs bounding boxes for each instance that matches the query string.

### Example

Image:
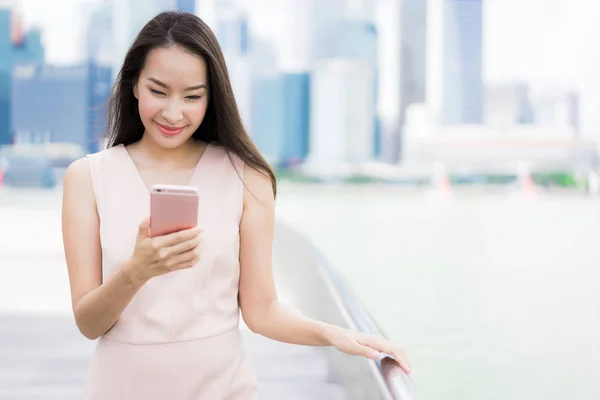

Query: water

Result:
[1,184,599,399]
[275,183,600,400]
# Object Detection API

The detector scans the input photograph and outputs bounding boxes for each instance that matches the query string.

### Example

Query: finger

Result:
[358,345,380,360]
[154,226,202,248]
[359,334,394,355]
[342,337,380,359]
[138,217,151,237]
[163,234,203,258]
[392,349,411,375]
[164,248,201,270]
[360,336,411,374]
[171,256,200,271]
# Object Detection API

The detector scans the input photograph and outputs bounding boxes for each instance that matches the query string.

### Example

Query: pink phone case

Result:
[150,184,199,237]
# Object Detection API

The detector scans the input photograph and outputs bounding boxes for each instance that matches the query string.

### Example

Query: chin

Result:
[148,131,194,149]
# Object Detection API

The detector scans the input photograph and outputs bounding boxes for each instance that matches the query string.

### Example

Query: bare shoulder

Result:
[64,145,117,190]
[64,157,90,181]
[243,166,275,209]
[63,157,92,191]
[63,157,96,208]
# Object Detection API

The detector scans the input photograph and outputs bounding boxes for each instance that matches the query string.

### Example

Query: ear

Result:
[133,82,139,99]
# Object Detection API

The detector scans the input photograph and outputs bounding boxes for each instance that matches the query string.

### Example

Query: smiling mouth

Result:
[155,122,185,136]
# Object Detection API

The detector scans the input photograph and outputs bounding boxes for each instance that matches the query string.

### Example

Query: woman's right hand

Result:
[126,217,203,283]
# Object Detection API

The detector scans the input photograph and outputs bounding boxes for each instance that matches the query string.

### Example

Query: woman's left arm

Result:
[238,167,411,374]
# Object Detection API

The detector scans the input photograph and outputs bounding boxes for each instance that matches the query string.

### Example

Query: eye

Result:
[186,95,202,100]
[150,89,165,96]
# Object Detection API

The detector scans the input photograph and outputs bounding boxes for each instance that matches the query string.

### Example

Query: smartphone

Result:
[150,184,199,237]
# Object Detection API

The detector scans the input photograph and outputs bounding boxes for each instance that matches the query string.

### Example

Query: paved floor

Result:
[0,189,363,400]
[0,313,347,400]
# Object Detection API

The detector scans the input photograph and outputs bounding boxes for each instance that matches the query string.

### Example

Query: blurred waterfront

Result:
[1,184,599,399]
[277,183,600,400]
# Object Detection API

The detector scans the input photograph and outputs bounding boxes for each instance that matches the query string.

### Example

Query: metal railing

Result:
[316,257,419,400]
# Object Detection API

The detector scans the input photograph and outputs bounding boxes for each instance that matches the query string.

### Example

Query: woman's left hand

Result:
[328,326,411,375]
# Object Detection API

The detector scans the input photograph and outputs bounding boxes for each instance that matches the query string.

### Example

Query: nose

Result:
[161,98,184,124]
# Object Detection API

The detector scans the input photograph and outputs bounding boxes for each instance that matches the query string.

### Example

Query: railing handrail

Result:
[314,253,419,400]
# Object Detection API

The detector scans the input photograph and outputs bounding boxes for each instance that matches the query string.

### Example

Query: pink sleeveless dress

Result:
[82,142,258,399]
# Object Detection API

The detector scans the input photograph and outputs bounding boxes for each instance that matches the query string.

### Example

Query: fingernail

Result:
[371,351,379,359]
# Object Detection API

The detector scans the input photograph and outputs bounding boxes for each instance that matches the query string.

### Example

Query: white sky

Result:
[17,0,102,64]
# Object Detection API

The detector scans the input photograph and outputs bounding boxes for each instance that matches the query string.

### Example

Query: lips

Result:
[155,122,185,136]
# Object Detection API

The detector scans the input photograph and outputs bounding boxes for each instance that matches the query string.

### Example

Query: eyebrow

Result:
[148,77,207,91]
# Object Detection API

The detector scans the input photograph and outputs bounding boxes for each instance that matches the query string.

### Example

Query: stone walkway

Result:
[0,313,347,400]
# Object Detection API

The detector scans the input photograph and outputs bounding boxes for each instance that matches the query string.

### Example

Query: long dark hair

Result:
[105,10,276,197]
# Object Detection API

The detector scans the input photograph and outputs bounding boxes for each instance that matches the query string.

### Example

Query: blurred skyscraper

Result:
[177,0,196,14]
[443,0,483,124]
[227,53,253,132]
[214,2,252,132]
[249,69,311,165]
[280,72,310,163]
[310,0,347,62]
[308,59,376,172]
[248,33,283,162]
[399,0,427,156]
[11,63,112,153]
[215,4,249,56]
[306,3,379,170]
[375,0,402,163]
[86,2,113,67]
[0,5,45,146]
[528,86,579,129]
[276,0,345,70]
[247,0,321,165]
[428,0,483,125]
[251,68,283,163]
[11,27,44,66]
[112,0,180,75]
[337,16,377,62]
[376,0,429,163]
[0,7,11,145]
[485,83,534,126]
[249,1,323,165]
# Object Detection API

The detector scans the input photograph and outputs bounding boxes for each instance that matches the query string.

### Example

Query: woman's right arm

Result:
[62,158,148,340]
[62,158,203,340]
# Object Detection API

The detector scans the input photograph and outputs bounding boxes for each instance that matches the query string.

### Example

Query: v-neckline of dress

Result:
[117,142,211,194]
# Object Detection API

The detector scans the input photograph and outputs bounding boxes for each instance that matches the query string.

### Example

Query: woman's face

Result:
[134,45,209,149]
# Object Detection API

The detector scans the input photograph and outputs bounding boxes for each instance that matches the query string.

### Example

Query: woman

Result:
[62,10,410,399]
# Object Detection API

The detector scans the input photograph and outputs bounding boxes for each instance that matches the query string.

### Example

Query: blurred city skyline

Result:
[15,0,600,86]
[1,0,599,183]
